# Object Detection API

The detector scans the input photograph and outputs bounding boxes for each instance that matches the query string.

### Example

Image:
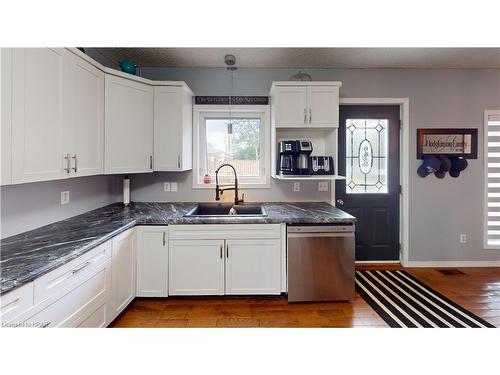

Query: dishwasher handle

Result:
[287,225,355,234]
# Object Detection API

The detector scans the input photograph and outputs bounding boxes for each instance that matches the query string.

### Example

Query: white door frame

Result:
[339,98,410,266]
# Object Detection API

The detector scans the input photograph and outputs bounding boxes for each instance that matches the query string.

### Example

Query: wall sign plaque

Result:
[416,128,478,159]
[195,96,269,105]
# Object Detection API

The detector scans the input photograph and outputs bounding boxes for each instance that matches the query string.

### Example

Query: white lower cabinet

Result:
[225,239,281,295]
[110,228,136,323]
[169,239,225,296]
[136,226,168,297]
[168,224,282,296]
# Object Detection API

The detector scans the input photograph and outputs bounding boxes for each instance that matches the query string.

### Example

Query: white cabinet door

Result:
[105,74,153,174]
[307,85,339,128]
[136,226,168,297]
[274,86,307,128]
[154,86,192,171]
[1,48,12,185]
[11,48,68,183]
[225,239,281,295]
[169,239,224,296]
[110,228,136,322]
[64,52,104,176]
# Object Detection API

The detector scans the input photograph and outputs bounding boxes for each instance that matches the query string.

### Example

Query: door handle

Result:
[162,232,166,246]
[220,245,223,259]
[149,155,153,170]
[336,199,344,206]
[64,154,70,174]
[304,109,307,124]
[71,154,77,173]
[226,244,229,258]
[177,155,181,169]
[309,108,312,124]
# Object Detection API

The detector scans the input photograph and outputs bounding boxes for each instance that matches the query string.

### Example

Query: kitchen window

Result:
[193,105,271,188]
[485,110,500,249]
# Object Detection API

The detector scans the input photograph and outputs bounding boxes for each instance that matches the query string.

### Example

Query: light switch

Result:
[164,182,171,192]
[293,182,300,192]
[171,182,178,192]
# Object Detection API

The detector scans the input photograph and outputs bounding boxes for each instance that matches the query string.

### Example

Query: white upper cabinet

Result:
[273,86,308,128]
[11,48,67,183]
[10,48,105,184]
[1,48,13,185]
[307,85,340,127]
[104,74,154,174]
[270,82,342,128]
[63,52,104,177]
[154,85,193,171]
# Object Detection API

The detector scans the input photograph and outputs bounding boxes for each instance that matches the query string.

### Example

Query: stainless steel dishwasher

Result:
[287,225,355,302]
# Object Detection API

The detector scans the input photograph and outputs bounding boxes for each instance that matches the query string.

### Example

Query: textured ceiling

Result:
[95,48,500,69]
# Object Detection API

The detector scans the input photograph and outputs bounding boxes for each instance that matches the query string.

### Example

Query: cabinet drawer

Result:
[26,259,110,328]
[0,282,34,325]
[169,224,281,240]
[34,241,111,305]
[76,304,106,328]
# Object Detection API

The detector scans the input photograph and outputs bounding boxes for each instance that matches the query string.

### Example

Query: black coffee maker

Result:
[277,140,313,176]
[277,140,298,175]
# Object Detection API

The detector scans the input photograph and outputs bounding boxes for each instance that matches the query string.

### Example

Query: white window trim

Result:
[192,104,271,189]
[484,110,500,249]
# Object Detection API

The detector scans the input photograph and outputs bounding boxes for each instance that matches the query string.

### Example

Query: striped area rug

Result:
[355,270,496,328]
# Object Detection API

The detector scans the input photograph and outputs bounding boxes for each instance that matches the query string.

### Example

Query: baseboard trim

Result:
[402,261,500,268]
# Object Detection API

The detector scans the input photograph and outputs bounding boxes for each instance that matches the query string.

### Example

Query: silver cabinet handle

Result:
[304,109,307,124]
[64,154,70,174]
[162,232,166,246]
[226,244,229,258]
[71,154,77,173]
[72,261,91,274]
[149,155,153,170]
[177,155,181,169]
[309,108,312,124]
[220,245,223,259]
[40,322,50,328]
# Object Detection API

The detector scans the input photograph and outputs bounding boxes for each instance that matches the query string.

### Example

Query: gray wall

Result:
[0,175,121,238]
[136,66,500,263]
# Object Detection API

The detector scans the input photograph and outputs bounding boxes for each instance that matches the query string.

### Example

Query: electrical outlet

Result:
[163,182,170,192]
[459,234,467,244]
[293,182,300,192]
[61,191,70,205]
[171,182,178,192]
[318,181,329,192]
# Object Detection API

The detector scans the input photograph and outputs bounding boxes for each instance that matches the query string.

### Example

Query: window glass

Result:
[345,119,388,194]
[205,118,261,178]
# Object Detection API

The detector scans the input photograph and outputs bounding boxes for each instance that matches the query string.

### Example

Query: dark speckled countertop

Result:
[0,202,355,295]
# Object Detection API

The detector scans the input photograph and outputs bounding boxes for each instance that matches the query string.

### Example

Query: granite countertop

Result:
[0,201,355,295]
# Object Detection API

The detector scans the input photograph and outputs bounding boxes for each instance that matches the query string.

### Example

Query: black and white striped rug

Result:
[355,270,496,328]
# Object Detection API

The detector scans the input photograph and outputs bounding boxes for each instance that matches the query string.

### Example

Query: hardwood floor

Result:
[109,266,500,328]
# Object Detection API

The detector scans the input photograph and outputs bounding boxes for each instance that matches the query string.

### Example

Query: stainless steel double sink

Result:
[184,203,267,217]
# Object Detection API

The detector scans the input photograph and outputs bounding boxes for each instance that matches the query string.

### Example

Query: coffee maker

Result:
[296,140,313,175]
[277,140,313,176]
[277,140,298,175]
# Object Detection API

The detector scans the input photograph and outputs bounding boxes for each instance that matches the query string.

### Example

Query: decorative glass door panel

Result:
[345,119,388,193]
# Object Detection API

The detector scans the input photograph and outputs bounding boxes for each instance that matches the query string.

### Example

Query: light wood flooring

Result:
[109,266,500,328]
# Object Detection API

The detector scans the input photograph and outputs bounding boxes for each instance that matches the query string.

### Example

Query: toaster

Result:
[309,156,335,175]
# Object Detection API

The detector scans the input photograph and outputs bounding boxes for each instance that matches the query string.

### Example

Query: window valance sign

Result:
[195,96,269,105]
[416,128,478,159]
